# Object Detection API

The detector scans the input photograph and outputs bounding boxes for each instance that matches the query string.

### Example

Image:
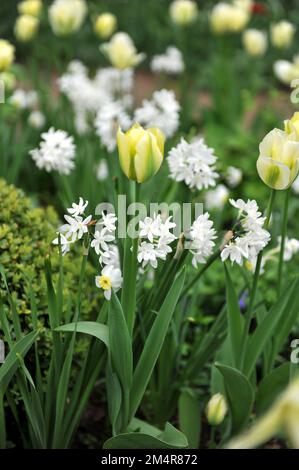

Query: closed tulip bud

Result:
[271,21,296,49]
[243,29,267,56]
[0,39,15,72]
[94,13,117,39]
[101,32,145,70]
[117,124,165,183]
[257,128,299,190]
[169,0,198,26]
[210,3,249,34]
[206,393,228,426]
[18,0,42,17]
[15,15,39,42]
[49,0,87,36]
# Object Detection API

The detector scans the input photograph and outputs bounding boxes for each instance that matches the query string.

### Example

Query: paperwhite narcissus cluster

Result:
[138,214,176,269]
[134,89,180,138]
[151,46,185,75]
[49,0,87,36]
[169,0,198,26]
[101,32,145,70]
[15,15,39,42]
[189,213,217,268]
[210,2,250,34]
[205,184,229,210]
[243,29,268,57]
[117,124,165,183]
[18,0,42,17]
[0,39,15,72]
[94,13,117,39]
[95,100,131,152]
[257,117,299,190]
[271,20,296,49]
[206,393,228,426]
[221,199,271,266]
[58,61,133,134]
[30,127,76,175]
[226,166,242,188]
[227,378,299,449]
[167,137,218,191]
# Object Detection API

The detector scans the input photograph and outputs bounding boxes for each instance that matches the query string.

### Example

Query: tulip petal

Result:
[134,133,153,183]
[147,127,165,155]
[117,128,135,180]
[257,156,290,190]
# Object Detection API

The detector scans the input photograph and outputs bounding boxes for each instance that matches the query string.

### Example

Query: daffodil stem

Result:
[240,189,276,372]
[277,188,291,297]
[121,181,139,336]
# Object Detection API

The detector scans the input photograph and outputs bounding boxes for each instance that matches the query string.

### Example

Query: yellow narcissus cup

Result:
[15,15,39,42]
[18,0,42,17]
[94,13,117,39]
[0,39,15,72]
[257,127,299,190]
[117,124,165,183]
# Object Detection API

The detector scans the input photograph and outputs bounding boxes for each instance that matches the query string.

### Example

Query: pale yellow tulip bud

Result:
[206,393,228,426]
[169,0,198,26]
[285,112,299,141]
[271,21,296,49]
[94,13,117,39]
[18,0,42,17]
[0,71,16,91]
[15,15,39,42]
[243,29,267,57]
[257,128,299,190]
[101,32,145,70]
[49,0,87,36]
[117,124,165,183]
[210,3,249,34]
[0,40,15,72]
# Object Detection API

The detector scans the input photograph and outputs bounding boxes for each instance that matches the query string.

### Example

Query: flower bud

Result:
[271,21,296,49]
[117,124,165,183]
[210,3,249,34]
[15,15,39,42]
[0,71,16,91]
[94,13,117,39]
[257,128,299,190]
[206,393,228,426]
[285,112,299,141]
[169,0,198,26]
[243,29,267,56]
[101,32,145,69]
[18,0,42,17]
[49,0,87,36]
[0,39,15,72]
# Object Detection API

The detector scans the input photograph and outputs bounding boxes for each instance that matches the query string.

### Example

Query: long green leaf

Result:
[256,363,290,415]
[178,389,201,449]
[215,362,254,433]
[130,268,186,420]
[224,265,243,368]
[55,321,109,348]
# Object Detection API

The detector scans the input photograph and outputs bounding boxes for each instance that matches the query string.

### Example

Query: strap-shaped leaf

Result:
[130,268,186,419]
[55,321,109,348]
[224,265,243,368]
[215,362,254,433]
[256,363,290,416]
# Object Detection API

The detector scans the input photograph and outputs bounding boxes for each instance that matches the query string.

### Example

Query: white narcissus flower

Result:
[189,213,217,267]
[96,160,109,181]
[67,197,88,217]
[28,110,46,129]
[61,214,92,242]
[91,229,115,254]
[257,128,299,190]
[221,199,270,266]
[95,100,132,152]
[95,265,122,300]
[205,184,229,210]
[271,21,296,49]
[134,89,180,139]
[226,166,242,188]
[151,46,185,75]
[30,127,76,175]
[167,137,218,191]
[273,57,299,85]
[101,32,145,70]
[243,29,267,57]
[52,233,72,256]
[279,237,299,261]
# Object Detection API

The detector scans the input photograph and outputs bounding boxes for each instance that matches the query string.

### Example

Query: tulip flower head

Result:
[94,13,117,39]
[101,32,145,70]
[206,393,228,426]
[117,124,165,183]
[18,0,42,17]
[15,15,39,42]
[0,39,15,72]
[169,0,198,26]
[257,128,299,190]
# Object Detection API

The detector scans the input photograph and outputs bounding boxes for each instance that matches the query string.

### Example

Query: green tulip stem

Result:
[277,188,291,297]
[121,181,139,336]
[240,188,276,372]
